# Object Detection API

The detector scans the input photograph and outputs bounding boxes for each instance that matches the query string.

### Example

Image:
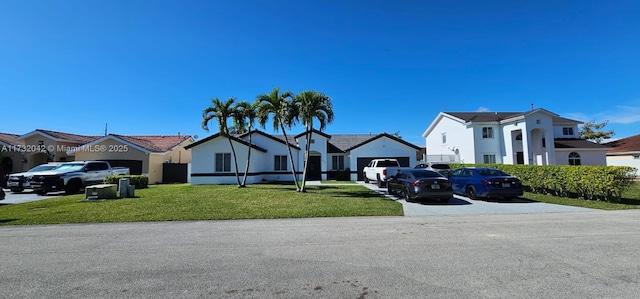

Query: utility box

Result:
[85,184,118,200]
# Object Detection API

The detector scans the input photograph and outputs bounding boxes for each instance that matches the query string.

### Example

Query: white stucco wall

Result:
[472,124,503,163]
[607,155,640,176]
[190,137,266,185]
[555,150,607,166]
[349,136,419,180]
[425,115,474,163]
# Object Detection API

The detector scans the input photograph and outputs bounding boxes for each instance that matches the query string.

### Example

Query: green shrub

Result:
[104,175,149,189]
[448,163,637,202]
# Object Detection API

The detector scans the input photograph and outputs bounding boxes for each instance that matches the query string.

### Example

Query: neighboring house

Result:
[604,134,640,176]
[9,129,192,184]
[0,132,26,175]
[70,134,193,184]
[422,108,610,165]
[186,129,421,184]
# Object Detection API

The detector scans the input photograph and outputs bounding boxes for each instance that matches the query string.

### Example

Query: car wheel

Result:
[377,178,385,188]
[11,188,24,193]
[403,189,412,202]
[65,180,82,194]
[466,186,477,200]
[36,190,47,196]
[387,183,393,195]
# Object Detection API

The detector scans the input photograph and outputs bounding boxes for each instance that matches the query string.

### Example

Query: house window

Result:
[536,120,541,124]
[563,127,574,136]
[568,152,581,165]
[274,155,287,171]
[482,127,494,138]
[215,153,231,172]
[332,155,345,170]
[310,139,315,144]
[483,154,496,163]
[441,133,447,144]
[542,138,546,148]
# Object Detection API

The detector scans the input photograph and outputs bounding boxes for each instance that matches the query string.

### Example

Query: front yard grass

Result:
[0,184,403,225]
[523,181,640,210]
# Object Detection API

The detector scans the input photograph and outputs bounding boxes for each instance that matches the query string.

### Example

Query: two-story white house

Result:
[422,108,609,165]
[186,129,421,184]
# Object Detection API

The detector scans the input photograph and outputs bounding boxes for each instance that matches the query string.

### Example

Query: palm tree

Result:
[257,87,301,191]
[295,90,334,192]
[201,97,242,187]
[233,100,260,187]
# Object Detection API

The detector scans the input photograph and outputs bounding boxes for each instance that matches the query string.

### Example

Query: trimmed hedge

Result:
[448,163,637,202]
[104,175,149,189]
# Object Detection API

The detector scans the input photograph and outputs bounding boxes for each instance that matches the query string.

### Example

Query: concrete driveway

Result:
[0,189,62,205]
[357,181,595,216]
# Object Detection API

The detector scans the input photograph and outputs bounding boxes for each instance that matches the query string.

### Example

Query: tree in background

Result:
[257,88,301,191]
[579,120,615,144]
[201,97,242,186]
[294,90,334,192]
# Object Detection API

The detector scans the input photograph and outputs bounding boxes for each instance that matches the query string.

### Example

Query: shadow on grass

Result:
[0,219,18,223]
[400,196,472,206]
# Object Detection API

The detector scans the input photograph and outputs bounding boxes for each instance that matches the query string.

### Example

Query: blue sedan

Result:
[448,167,523,200]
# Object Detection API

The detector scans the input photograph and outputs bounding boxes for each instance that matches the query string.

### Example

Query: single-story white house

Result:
[186,129,422,184]
[605,134,640,176]
[422,108,610,165]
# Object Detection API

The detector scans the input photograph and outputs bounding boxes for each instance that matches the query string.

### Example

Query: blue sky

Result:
[2,0,639,146]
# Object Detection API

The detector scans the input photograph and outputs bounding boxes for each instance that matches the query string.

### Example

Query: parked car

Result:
[30,161,130,195]
[387,169,453,203]
[414,162,452,177]
[6,163,62,192]
[362,158,405,188]
[448,167,523,200]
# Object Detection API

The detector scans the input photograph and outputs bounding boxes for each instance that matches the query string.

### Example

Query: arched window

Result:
[515,133,522,141]
[568,152,581,166]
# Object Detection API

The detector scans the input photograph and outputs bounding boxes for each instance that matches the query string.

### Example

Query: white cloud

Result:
[601,105,640,124]
[476,107,490,112]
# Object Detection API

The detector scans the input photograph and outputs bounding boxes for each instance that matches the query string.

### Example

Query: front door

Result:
[516,152,524,164]
[307,156,322,180]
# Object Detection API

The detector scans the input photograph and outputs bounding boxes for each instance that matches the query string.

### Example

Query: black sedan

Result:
[387,169,453,203]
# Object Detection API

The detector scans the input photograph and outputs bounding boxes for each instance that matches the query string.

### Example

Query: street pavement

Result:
[1,211,640,298]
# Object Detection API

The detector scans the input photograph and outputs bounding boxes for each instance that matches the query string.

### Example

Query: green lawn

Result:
[0,184,403,226]
[523,181,640,210]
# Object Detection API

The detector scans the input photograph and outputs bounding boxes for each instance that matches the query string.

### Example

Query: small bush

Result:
[104,175,149,189]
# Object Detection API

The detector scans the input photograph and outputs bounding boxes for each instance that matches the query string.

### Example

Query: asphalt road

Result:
[2,211,640,298]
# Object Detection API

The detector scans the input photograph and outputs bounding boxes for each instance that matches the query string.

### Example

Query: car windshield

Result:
[412,170,442,178]
[430,164,451,170]
[55,163,86,172]
[477,169,509,176]
[28,164,60,172]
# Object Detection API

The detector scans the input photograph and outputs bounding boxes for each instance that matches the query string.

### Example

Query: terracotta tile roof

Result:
[554,138,611,149]
[35,129,101,143]
[604,134,640,153]
[112,135,192,152]
[0,132,24,146]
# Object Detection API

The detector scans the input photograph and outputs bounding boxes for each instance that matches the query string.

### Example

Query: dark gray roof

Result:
[445,110,581,124]
[554,138,611,149]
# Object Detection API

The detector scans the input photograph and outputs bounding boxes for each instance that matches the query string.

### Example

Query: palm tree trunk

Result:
[226,134,242,187]
[300,126,313,192]
[241,127,252,186]
[281,125,300,191]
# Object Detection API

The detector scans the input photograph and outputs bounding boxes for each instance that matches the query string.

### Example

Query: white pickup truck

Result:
[362,158,405,188]
[30,161,130,195]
